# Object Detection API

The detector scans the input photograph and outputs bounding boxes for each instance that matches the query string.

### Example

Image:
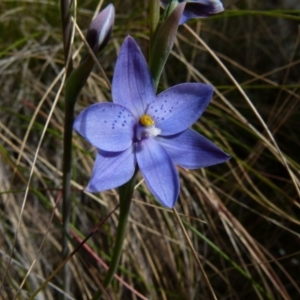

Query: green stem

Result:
[60,0,73,296]
[61,100,75,298]
[61,54,95,298]
[161,0,179,24]
[149,2,184,88]
[92,171,138,300]
[149,0,160,60]
[60,0,73,76]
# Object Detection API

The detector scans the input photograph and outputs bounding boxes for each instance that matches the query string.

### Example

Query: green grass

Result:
[0,0,300,299]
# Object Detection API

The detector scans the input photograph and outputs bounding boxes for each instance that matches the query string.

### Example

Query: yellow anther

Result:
[139,114,155,127]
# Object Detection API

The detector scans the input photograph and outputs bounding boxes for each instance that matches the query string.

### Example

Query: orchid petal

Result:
[156,129,230,168]
[147,83,213,135]
[74,103,135,152]
[160,0,224,25]
[180,1,224,24]
[136,138,179,208]
[112,36,155,119]
[86,146,136,192]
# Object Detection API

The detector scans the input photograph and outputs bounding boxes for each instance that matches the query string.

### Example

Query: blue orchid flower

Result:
[161,0,224,24]
[74,36,230,208]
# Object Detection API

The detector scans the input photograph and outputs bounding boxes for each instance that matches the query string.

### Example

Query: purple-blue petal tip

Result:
[161,0,224,25]
[86,4,115,52]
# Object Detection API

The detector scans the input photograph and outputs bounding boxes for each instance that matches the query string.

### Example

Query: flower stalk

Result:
[61,4,114,298]
[92,171,138,300]
[60,0,73,76]
[149,0,161,59]
[149,3,185,87]
[61,55,96,296]
[60,0,74,296]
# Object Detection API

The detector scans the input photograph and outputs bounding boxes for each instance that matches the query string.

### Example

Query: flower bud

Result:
[161,0,224,24]
[86,4,115,53]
